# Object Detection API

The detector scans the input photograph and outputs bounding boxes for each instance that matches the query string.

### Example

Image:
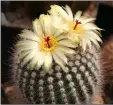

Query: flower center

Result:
[73,20,81,30]
[67,20,85,43]
[40,35,57,52]
[68,20,84,35]
[44,36,51,48]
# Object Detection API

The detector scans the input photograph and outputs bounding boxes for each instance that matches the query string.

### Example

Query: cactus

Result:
[10,5,103,104]
[10,45,103,104]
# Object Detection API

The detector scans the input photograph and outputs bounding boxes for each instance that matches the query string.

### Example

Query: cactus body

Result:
[12,46,102,104]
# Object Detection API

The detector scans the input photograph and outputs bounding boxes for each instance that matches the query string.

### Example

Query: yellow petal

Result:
[33,19,44,37]
[82,18,96,24]
[59,40,76,48]
[52,52,66,70]
[74,11,82,21]
[64,5,73,20]
[50,5,69,21]
[84,23,102,30]
[55,50,68,64]
[58,46,75,55]
[43,52,53,72]
[35,52,44,70]
[20,30,40,42]
[39,14,52,35]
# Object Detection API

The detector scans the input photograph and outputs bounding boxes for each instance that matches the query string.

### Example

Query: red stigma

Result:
[44,36,51,48]
[74,20,81,30]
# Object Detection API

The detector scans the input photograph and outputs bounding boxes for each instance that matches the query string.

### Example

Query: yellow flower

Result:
[49,5,102,51]
[16,14,76,72]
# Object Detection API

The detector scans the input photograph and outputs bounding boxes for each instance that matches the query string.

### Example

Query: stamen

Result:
[44,36,51,48]
[74,20,81,30]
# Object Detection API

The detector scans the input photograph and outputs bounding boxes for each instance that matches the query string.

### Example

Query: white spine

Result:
[29,79,35,103]
[48,77,56,104]
[76,74,90,103]
[66,74,80,104]
[38,79,44,104]
[85,71,95,92]
[56,71,68,104]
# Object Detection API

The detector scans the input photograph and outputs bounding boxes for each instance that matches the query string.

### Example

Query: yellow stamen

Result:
[74,24,84,35]
[40,35,57,52]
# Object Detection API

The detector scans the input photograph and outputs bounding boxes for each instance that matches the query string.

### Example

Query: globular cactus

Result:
[10,5,103,104]
[11,46,103,104]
